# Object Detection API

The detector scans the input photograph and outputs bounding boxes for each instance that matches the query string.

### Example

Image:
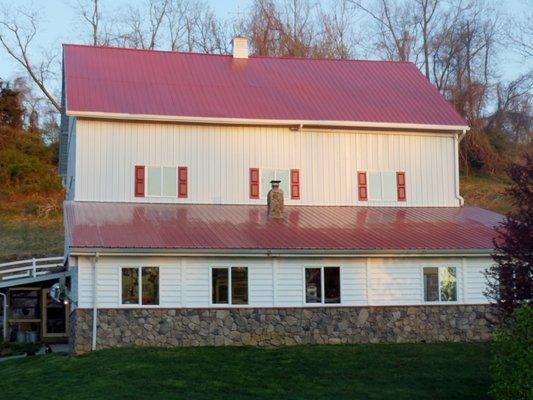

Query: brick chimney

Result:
[232,37,248,59]
[267,180,284,218]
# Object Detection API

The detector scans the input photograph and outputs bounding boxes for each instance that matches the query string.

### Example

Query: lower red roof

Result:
[65,202,502,253]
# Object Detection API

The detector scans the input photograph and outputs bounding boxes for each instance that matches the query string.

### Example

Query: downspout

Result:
[91,252,99,351]
[454,129,466,206]
[0,293,7,342]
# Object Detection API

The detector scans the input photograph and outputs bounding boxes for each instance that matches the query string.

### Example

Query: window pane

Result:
[261,169,275,198]
[212,268,229,304]
[324,267,341,304]
[142,267,159,305]
[423,267,439,302]
[276,169,290,198]
[162,167,177,197]
[147,167,162,196]
[382,172,396,201]
[368,172,382,200]
[305,268,322,303]
[440,267,457,301]
[122,268,139,304]
[231,267,248,305]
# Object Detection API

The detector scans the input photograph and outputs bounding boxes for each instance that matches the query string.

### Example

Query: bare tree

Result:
[318,0,359,59]
[506,2,533,58]
[350,0,418,61]
[74,0,113,46]
[415,0,439,79]
[0,8,60,112]
[117,0,170,49]
[487,73,533,146]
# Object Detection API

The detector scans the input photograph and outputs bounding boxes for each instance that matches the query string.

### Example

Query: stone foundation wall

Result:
[70,305,495,354]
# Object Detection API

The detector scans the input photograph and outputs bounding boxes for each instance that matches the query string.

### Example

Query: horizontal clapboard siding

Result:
[75,256,492,309]
[73,120,459,207]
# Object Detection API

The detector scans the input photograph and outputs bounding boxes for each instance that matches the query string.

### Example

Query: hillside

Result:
[0,191,64,261]
[0,175,509,262]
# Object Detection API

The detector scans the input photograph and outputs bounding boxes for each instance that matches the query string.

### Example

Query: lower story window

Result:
[121,267,159,305]
[423,266,457,302]
[212,267,248,305]
[305,267,341,304]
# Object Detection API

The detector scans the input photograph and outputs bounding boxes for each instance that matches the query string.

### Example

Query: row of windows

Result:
[120,266,457,306]
[134,165,406,201]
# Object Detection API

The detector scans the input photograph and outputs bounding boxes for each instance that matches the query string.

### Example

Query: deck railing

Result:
[0,257,65,282]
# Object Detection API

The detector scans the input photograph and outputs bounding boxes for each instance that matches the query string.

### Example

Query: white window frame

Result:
[145,165,178,198]
[260,168,291,199]
[302,266,342,306]
[367,171,397,202]
[209,266,250,307]
[119,266,160,307]
[421,265,459,304]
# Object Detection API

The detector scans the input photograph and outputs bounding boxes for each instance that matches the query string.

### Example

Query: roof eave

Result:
[68,247,492,258]
[66,110,470,132]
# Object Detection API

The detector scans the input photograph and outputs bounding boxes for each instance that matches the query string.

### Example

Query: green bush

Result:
[491,305,533,400]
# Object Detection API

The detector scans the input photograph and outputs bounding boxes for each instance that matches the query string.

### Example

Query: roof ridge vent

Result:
[232,37,248,59]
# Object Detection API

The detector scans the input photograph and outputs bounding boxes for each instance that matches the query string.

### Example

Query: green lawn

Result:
[0,343,492,400]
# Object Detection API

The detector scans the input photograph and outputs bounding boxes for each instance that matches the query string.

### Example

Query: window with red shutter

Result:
[178,166,188,198]
[290,169,300,200]
[357,171,367,201]
[249,168,259,199]
[397,171,406,201]
[134,165,145,197]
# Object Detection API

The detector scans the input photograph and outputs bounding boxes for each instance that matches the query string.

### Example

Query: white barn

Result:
[61,38,499,353]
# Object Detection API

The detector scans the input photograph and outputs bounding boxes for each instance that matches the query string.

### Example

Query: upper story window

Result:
[423,266,457,302]
[250,168,300,200]
[147,166,177,197]
[261,169,289,198]
[134,165,187,198]
[368,172,396,201]
[121,266,159,306]
[305,267,341,304]
[358,171,406,202]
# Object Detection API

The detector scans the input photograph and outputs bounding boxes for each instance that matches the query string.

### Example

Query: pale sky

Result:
[0,0,531,90]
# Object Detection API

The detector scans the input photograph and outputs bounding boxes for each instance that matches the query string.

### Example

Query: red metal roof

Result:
[65,202,501,253]
[63,44,467,128]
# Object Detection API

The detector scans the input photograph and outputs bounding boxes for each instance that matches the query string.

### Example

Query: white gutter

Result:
[70,248,493,258]
[67,110,469,132]
[91,252,99,351]
[454,129,467,206]
[0,293,7,342]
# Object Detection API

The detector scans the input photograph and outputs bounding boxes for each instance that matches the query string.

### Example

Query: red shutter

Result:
[178,167,188,198]
[290,169,300,200]
[397,171,406,201]
[134,165,145,197]
[249,168,259,199]
[357,171,367,201]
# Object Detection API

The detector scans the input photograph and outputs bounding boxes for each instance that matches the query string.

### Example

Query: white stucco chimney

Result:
[232,37,248,59]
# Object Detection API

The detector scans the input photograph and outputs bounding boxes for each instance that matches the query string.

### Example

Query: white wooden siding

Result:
[75,255,492,309]
[72,120,459,206]
[463,258,492,304]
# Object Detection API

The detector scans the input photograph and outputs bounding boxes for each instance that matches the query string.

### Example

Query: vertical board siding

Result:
[367,259,423,305]
[74,120,459,206]
[160,265,181,307]
[463,259,492,304]
[75,256,492,309]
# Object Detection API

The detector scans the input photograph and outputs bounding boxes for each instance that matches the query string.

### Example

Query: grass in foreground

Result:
[0,343,492,400]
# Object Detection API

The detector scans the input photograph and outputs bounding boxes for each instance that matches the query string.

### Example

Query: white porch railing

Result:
[0,256,65,283]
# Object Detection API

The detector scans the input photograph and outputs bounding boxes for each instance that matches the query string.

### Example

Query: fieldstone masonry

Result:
[70,305,495,354]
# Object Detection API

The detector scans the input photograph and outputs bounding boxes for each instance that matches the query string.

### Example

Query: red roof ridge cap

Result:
[61,43,416,65]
